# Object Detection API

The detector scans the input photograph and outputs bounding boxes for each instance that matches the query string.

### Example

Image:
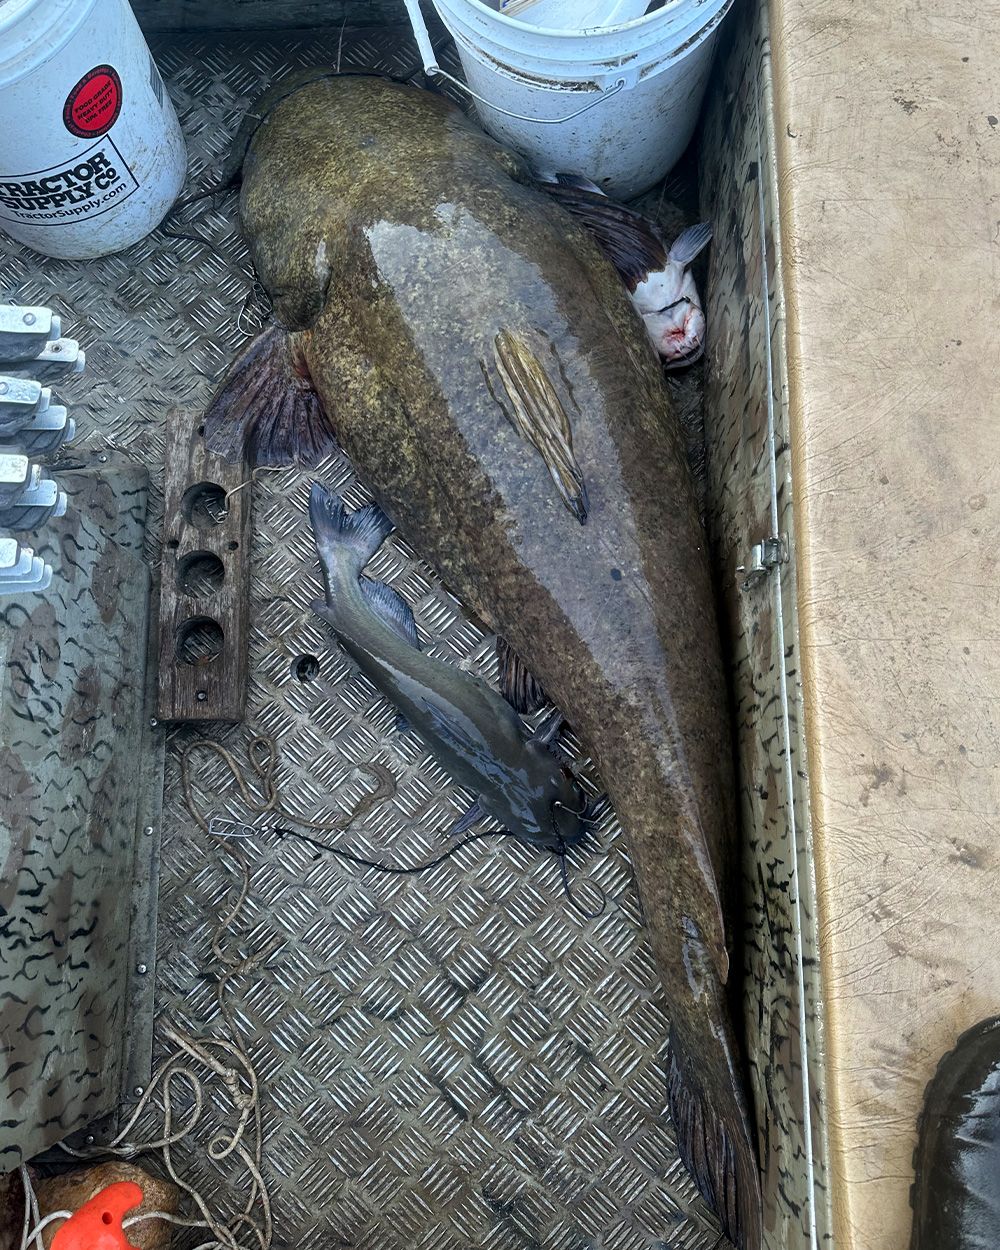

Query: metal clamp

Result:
[0,305,60,363]
[404,0,627,125]
[208,816,257,839]
[738,535,787,590]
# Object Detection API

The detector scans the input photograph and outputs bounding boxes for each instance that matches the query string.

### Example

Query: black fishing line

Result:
[184,735,605,917]
[271,821,607,919]
[273,824,518,874]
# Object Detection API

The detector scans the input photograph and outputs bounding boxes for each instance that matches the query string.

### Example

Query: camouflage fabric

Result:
[0,464,149,1171]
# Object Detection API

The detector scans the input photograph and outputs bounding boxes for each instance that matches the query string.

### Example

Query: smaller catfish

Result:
[309,483,588,852]
[537,173,712,368]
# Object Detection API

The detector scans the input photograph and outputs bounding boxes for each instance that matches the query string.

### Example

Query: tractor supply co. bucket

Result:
[404,0,734,199]
[0,0,186,260]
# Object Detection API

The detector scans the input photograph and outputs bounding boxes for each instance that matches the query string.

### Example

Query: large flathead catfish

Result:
[205,71,762,1248]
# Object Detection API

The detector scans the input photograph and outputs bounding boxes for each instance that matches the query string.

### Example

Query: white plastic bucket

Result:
[405,0,733,198]
[0,0,187,260]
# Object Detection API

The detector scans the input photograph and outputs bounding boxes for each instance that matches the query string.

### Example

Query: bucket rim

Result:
[440,0,720,39]
[0,0,101,81]
[0,0,42,34]
[443,0,733,84]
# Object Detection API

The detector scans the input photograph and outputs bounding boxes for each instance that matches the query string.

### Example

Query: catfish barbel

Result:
[204,71,762,1249]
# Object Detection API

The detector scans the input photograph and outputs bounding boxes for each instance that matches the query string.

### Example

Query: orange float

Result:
[50,1182,143,1250]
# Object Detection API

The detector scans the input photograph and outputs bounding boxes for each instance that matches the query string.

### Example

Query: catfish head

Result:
[631,222,713,369]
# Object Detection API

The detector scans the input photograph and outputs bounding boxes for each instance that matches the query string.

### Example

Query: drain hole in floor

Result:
[292,654,320,682]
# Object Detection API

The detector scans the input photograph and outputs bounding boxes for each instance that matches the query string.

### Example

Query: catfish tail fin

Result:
[309,484,418,648]
[203,326,338,467]
[309,483,393,578]
[667,1030,763,1250]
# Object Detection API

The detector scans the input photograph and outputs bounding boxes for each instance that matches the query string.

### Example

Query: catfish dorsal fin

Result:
[360,577,420,649]
[419,698,479,751]
[492,329,588,524]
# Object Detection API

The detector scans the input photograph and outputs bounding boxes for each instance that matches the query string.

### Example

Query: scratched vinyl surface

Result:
[0,28,723,1250]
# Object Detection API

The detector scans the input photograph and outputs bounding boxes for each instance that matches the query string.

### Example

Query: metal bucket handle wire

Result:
[403,0,626,124]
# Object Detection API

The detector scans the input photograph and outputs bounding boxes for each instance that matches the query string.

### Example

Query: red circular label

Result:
[63,65,123,138]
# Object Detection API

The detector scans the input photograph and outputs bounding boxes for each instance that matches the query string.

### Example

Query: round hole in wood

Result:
[175,616,224,666]
[167,538,179,550]
[292,654,320,682]
[176,550,225,597]
[181,481,229,528]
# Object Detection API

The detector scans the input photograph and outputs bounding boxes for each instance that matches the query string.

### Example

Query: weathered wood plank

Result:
[156,405,251,722]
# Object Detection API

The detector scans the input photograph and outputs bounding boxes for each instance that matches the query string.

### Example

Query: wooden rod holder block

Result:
[156,405,251,722]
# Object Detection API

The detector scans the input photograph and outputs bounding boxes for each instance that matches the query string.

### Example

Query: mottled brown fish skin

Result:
[211,72,761,1248]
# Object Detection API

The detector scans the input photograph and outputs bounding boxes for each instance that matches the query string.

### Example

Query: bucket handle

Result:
[403,0,626,124]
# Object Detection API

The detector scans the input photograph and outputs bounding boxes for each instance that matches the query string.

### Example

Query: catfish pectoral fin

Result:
[203,325,337,467]
[448,797,485,837]
[538,181,668,290]
[668,1028,762,1250]
[493,329,588,523]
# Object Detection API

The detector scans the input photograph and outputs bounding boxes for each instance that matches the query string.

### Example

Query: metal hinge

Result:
[738,534,787,590]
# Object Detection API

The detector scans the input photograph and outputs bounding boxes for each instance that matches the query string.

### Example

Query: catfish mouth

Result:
[651,298,706,371]
[508,794,590,853]
[547,783,592,852]
[662,337,706,371]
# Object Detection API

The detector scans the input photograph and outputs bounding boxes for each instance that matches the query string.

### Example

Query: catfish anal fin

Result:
[203,325,338,468]
[493,329,588,524]
[497,636,547,714]
[539,182,668,290]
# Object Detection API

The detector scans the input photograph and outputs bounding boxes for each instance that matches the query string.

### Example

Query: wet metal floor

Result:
[1,26,722,1250]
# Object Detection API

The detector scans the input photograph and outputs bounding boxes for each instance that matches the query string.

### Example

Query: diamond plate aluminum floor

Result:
[0,27,723,1250]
